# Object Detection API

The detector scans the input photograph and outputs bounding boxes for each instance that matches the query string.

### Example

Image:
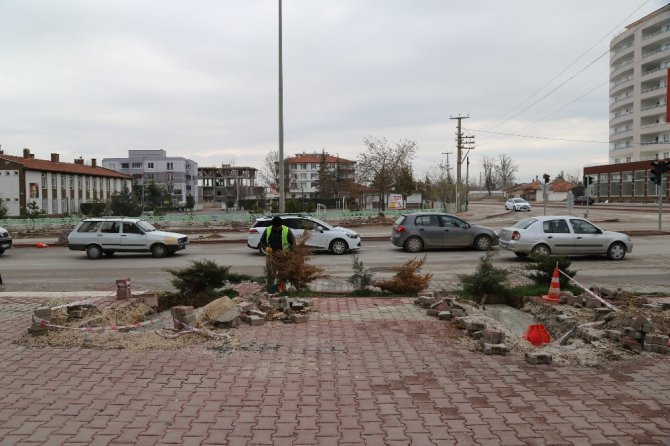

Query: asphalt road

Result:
[1,235,668,293]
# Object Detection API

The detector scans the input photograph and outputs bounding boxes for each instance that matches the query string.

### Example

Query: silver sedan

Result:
[498,215,633,260]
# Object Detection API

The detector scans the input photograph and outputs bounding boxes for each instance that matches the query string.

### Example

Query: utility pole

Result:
[465,156,470,211]
[450,115,468,213]
[278,0,285,213]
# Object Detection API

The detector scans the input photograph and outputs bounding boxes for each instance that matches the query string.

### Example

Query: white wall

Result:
[0,169,21,216]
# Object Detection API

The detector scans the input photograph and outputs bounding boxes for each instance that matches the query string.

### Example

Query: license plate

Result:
[499,241,507,248]
[0,243,9,248]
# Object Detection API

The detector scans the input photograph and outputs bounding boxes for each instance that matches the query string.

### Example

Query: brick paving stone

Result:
[1,297,670,445]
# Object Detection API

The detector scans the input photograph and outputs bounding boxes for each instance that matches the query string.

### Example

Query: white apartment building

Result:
[102,150,198,205]
[284,152,355,198]
[0,148,132,217]
[610,4,670,164]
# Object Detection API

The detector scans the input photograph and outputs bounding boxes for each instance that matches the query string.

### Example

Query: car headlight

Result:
[347,233,359,239]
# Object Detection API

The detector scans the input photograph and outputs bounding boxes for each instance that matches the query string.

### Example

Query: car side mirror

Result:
[316,225,325,232]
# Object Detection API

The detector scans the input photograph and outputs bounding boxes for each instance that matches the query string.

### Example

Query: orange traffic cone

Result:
[542,267,561,302]
[36,242,44,248]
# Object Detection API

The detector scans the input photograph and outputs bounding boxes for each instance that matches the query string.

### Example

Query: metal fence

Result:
[0,207,452,232]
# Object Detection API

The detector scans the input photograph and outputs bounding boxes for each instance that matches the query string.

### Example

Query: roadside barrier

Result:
[557,268,619,312]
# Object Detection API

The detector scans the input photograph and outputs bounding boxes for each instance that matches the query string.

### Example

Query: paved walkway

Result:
[1,293,669,445]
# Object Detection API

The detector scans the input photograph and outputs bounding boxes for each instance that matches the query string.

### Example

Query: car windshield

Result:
[514,199,526,203]
[513,218,537,229]
[309,217,334,230]
[137,221,156,232]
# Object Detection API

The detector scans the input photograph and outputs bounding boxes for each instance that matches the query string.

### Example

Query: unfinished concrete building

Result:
[197,165,263,208]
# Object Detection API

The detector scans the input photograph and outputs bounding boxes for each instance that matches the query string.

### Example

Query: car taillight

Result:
[511,230,520,241]
[394,225,406,233]
[248,229,257,234]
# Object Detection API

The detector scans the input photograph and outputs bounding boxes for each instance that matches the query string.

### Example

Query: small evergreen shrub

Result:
[458,253,511,299]
[347,255,375,292]
[524,254,576,289]
[166,259,236,296]
[374,256,432,296]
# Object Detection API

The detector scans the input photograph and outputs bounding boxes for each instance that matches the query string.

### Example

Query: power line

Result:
[487,0,653,130]
[463,127,609,144]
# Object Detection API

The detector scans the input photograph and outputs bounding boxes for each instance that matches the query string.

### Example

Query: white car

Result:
[505,198,532,212]
[0,226,12,255]
[248,215,361,255]
[67,217,189,259]
[498,215,633,260]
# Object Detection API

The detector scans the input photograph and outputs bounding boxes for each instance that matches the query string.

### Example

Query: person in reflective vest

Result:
[260,216,295,253]
[259,216,295,292]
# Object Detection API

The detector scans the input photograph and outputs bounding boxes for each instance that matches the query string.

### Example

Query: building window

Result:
[300,164,306,169]
[51,174,57,188]
[106,178,111,190]
[85,177,90,190]
[41,173,47,188]
[311,164,317,169]
[146,173,154,180]
[167,162,174,171]
[77,176,82,188]
[69,176,74,190]
[167,172,174,181]
[147,162,154,169]
[60,174,66,188]
[121,163,129,169]
[634,171,645,197]
[132,162,142,169]
[186,163,191,170]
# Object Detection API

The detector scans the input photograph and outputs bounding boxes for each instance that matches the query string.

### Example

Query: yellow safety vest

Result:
[265,225,290,251]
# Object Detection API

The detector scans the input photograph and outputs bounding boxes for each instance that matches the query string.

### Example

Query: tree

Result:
[356,137,417,211]
[258,150,280,189]
[0,197,7,219]
[494,154,518,194]
[110,183,142,217]
[26,201,46,218]
[144,182,167,210]
[482,156,497,196]
[394,165,415,196]
[423,161,453,209]
[185,195,195,211]
[316,150,336,199]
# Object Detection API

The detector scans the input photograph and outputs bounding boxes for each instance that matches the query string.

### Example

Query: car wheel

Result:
[329,239,348,255]
[531,244,550,257]
[404,236,423,253]
[473,235,492,251]
[103,251,115,257]
[607,242,626,260]
[151,243,168,258]
[514,251,529,258]
[0,249,4,255]
[86,245,103,260]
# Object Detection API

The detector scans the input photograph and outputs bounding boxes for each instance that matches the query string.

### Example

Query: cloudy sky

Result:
[1,0,667,184]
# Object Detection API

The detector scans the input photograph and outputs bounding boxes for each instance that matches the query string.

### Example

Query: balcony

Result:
[642,25,670,42]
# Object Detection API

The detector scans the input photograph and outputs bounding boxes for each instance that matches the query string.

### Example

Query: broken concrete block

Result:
[28,325,49,336]
[556,314,575,324]
[579,328,602,343]
[583,297,601,308]
[171,306,194,317]
[622,326,636,337]
[202,297,240,323]
[290,314,307,324]
[238,302,254,313]
[465,321,486,332]
[631,316,654,333]
[68,309,84,319]
[483,343,508,355]
[430,301,450,312]
[291,302,305,311]
[247,315,265,326]
[426,309,439,317]
[34,307,52,319]
[470,330,483,340]
[621,336,642,351]
[643,344,669,354]
[593,308,614,321]
[249,309,267,319]
[482,329,505,344]
[437,311,453,321]
[451,308,466,318]
[644,334,669,346]
[141,294,158,308]
[525,352,553,365]
[566,294,583,306]
[605,329,622,341]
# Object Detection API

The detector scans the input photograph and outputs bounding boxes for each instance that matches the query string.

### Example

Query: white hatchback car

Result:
[67,217,189,259]
[0,226,12,256]
[248,215,361,255]
[505,198,532,212]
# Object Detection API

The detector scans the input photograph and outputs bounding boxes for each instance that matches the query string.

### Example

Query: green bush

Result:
[166,259,248,296]
[80,201,107,216]
[347,255,375,292]
[524,254,576,289]
[458,253,510,299]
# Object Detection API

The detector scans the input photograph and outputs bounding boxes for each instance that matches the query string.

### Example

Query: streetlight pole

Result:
[278,0,285,213]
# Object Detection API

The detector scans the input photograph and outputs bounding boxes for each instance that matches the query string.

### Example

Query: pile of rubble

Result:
[416,286,670,367]
[23,282,313,350]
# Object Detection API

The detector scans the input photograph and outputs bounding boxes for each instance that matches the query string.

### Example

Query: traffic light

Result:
[650,160,669,185]
[583,175,594,185]
[543,173,550,184]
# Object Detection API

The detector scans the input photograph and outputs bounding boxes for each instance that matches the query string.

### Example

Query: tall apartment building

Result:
[102,150,198,205]
[284,152,355,198]
[198,164,263,207]
[0,148,132,217]
[610,4,670,164]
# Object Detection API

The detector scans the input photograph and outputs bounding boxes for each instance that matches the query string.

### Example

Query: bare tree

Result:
[258,151,280,189]
[494,154,517,194]
[482,156,497,196]
[356,137,417,211]
[423,162,453,209]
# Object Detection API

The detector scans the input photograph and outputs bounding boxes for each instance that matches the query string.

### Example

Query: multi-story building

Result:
[0,148,132,217]
[102,150,198,206]
[284,152,355,198]
[198,164,263,208]
[609,4,670,164]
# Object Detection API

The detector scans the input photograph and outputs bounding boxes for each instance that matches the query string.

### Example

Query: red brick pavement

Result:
[1,296,669,445]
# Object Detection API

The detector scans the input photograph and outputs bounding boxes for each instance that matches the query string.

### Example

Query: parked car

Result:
[390,212,499,253]
[67,217,189,259]
[498,215,632,260]
[0,226,13,255]
[248,215,361,255]
[574,195,595,205]
[505,198,532,212]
